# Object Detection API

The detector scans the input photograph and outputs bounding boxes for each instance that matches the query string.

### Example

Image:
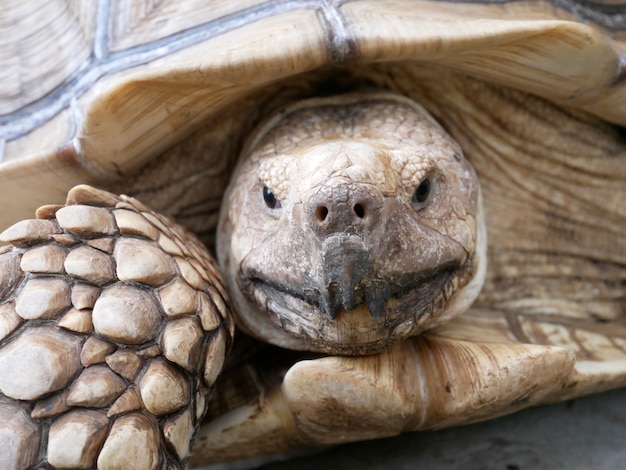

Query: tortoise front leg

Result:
[285,336,575,440]
[192,333,574,465]
[0,185,234,470]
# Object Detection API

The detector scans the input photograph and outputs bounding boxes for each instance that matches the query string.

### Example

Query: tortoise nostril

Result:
[306,184,382,234]
[316,205,329,222]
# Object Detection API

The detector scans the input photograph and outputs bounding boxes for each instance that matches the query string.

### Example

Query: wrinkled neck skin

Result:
[217,92,486,355]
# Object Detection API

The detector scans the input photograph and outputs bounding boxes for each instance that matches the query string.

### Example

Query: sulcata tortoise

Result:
[1,1,625,468]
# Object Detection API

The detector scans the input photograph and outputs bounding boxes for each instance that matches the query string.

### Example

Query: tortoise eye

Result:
[411,177,432,210]
[262,185,281,210]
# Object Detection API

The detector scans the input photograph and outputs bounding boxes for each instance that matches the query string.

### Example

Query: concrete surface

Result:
[255,387,626,469]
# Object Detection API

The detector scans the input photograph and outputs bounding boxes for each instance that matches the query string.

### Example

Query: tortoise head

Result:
[218,93,486,355]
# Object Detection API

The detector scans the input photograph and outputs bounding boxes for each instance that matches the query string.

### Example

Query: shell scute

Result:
[20,244,67,274]
[66,185,121,208]
[0,251,23,306]
[57,307,94,334]
[86,237,116,253]
[80,337,116,368]
[0,400,41,470]
[113,208,159,240]
[139,358,190,416]
[0,219,62,247]
[105,349,144,381]
[92,283,164,345]
[107,387,143,417]
[71,283,101,310]
[159,278,198,317]
[47,409,110,469]
[162,316,205,371]
[55,205,118,239]
[15,277,71,320]
[97,413,161,470]
[175,257,206,291]
[158,232,185,257]
[31,390,71,420]
[66,364,127,408]
[163,407,194,461]
[203,328,228,388]
[64,244,116,285]
[114,238,177,286]
[0,302,22,342]
[0,325,83,401]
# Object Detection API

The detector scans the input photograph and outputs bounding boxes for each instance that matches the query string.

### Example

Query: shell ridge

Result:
[0,0,320,142]
[318,0,359,62]
[94,0,111,61]
[431,0,626,30]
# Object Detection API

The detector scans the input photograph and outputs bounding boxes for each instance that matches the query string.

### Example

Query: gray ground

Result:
[251,387,626,470]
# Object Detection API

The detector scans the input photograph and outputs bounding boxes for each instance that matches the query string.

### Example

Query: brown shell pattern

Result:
[0,184,233,470]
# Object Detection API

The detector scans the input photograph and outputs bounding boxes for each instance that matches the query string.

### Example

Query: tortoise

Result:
[0,0,625,468]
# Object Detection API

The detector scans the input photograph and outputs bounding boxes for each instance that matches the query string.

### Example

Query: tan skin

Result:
[217,92,485,355]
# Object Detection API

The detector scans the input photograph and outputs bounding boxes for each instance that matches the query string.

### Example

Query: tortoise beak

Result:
[319,234,389,320]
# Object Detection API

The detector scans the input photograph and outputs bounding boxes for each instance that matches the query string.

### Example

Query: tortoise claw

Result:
[320,283,342,320]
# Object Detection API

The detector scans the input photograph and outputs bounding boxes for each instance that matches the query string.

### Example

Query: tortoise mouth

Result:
[239,260,472,354]
[249,266,453,317]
